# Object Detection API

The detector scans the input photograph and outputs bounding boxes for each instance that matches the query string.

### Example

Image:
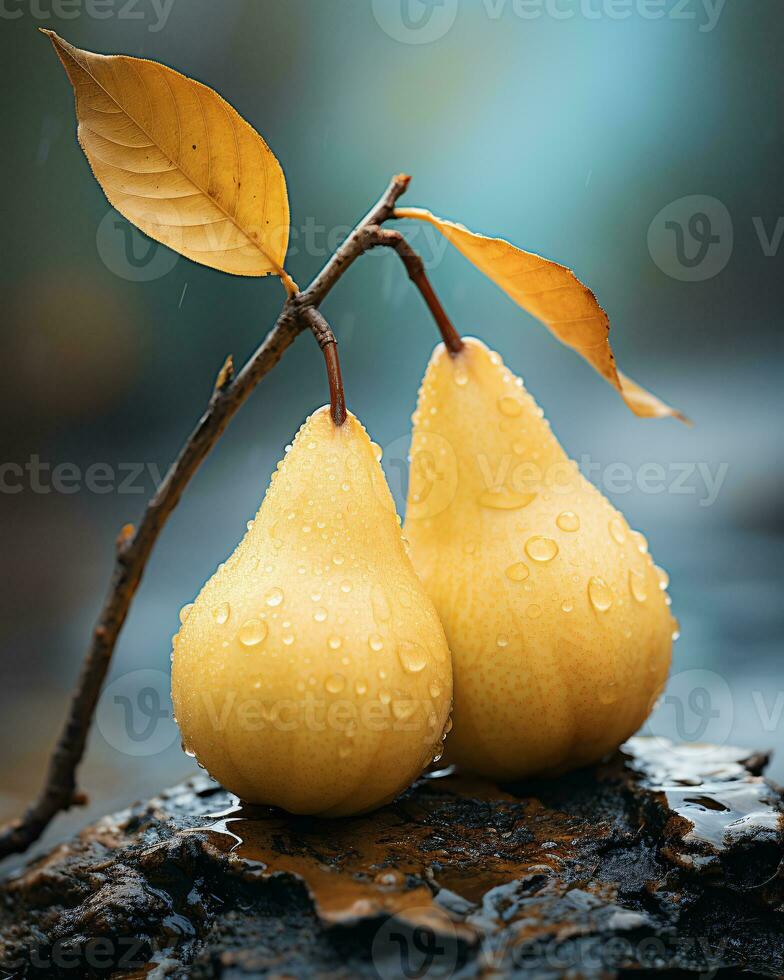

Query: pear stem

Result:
[369,228,464,355]
[324,342,347,427]
[298,305,347,426]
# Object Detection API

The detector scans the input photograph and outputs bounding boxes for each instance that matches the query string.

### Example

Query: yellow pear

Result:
[172,407,452,816]
[404,338,675,780]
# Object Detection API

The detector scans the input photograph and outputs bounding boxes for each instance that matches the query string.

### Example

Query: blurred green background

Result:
[1,0,782,864]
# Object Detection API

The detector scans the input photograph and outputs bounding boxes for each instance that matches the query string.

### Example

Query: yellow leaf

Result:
[397,207,687,422]
[45,31,296,292]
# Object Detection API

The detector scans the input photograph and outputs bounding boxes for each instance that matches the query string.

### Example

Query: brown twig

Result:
[370,228,464,354]
[299,306,347,426]
[0,172,456,860]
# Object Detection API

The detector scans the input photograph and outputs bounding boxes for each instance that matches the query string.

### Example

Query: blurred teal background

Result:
[1,0,782,863]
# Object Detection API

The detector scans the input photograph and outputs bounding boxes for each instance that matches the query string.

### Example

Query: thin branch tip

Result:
[116,523,135,553]
[214,354,235,393]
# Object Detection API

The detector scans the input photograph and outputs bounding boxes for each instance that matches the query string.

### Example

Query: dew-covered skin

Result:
[172,407,452,817]
[404,338,675,781]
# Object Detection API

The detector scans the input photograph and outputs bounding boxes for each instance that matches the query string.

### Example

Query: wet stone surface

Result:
[0,737,782,978]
